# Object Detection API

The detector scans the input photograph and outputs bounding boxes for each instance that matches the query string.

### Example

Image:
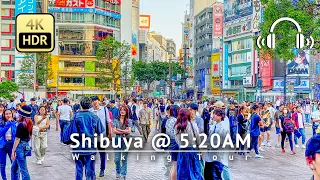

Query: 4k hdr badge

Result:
[16,13,55,52]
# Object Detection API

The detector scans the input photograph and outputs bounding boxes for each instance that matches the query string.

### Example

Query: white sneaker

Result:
[255,154,264,159]
[275,143,280,148]
[259,147,265,152]
[36,160,42,165]
[41,157,44,162]
[261,141,266,146]
[295,145,300,148]
[266,142,272,147]
[301,145,306,149]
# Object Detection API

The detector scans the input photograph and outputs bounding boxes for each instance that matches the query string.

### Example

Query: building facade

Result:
[139,30,168,62]
[194,7,213,97]
[166,39,176,59]
[47,0,122,98]
[222,0,255,102]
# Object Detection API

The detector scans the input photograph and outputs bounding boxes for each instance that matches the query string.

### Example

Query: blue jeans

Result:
[75,154,95,180]
[11,141,31,180]
[305,114,310,124]
[59,120,70,142]
[0,140,14,180]
[114,137,128,177]
[294,128,306,145]
[249,136,259,155]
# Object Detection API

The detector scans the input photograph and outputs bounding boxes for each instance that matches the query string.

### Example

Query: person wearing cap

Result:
[57,98,73,143]
[29,98,38,123]
[305,134,320,180]
[11,104,33,180]
[89,96,111,177]
[138,101,153,142]
[109,100,120,121]
[248,104,264,158]
[292,106,306,149]
[211,101,230,133]
[189,103,204,134]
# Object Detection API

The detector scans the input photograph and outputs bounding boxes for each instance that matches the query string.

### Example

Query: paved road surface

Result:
[4,120,313,180]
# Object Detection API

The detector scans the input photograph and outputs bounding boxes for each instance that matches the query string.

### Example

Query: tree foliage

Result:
[258,0,320,60]
[132,60,184,90]
[0,81,19,100]
[19,53,52,89]
[96,36,131,95]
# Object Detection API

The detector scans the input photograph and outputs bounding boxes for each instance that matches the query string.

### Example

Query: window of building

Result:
[1,39,11,48]
[1,55,11,64]
[72,13,77,21]
[63,12,71,21]
[1,8,10,17]
[1,24,11,33]
[79,13,85,22]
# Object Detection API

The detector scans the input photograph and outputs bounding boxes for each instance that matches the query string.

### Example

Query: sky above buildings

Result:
[140,0,189,56]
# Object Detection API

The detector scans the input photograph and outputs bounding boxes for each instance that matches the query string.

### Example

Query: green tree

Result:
[132,60,155,90]
[18,53,53,89]
[0,81,19,100]
[96,36,131,96]
[258,0,320,59]
[132,60,185,90]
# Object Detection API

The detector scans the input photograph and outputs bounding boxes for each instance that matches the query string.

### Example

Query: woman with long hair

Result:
[174,108,204,180]
[280,107,295,154]
[112,105,132,180]
[165,105,181,180]
[0,109,17,180]
[33,106,50,165]
[11,104,33,180]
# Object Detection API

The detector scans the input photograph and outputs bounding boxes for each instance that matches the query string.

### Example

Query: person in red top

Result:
[292,106,306,149]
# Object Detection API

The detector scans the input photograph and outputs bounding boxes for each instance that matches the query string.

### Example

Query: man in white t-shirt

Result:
[57,98,73,142]
[305,103,312,125]
[293,106,306,149]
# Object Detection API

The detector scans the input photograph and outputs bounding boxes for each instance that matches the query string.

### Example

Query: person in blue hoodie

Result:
[0,109,17,180]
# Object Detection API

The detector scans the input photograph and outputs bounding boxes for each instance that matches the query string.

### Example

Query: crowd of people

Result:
[0,96,319,180]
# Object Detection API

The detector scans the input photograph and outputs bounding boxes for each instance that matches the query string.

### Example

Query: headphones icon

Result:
[257,17,314,49]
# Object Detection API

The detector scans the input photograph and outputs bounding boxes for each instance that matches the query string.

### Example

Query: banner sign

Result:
[273,79,310,90]
[260,51,273,87]
[213,4,223,37]
[224,44,229,86]
[252,0,262,33]
[224,0,253,22]
[224,20,252,40]
[16,0,36,16]
[287,50,310,77]
[48,7,121,19]
[139,15,151,29]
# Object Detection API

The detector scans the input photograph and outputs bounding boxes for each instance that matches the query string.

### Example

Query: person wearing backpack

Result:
[279,107,295,155]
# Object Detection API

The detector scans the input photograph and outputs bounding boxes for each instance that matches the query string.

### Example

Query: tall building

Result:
[0,0,16,82]
[222,0,255,102]
[166,39,176,59]
[194,7,213,97]
[47,0,122,99]
[139,30,168,62]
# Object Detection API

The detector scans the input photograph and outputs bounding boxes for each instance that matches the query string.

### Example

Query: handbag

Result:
[32,126,39,136]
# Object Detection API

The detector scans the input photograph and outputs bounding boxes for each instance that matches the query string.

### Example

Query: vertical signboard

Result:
[260,51,273,87]
[224,44,229,86]
[213,4,223,37]
[15,0,36,16]
[139,15,151,29]
[211,53,220,92]
[252,0,262,33]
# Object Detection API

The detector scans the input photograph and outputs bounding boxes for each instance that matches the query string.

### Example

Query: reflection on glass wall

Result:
[230,65,251,76]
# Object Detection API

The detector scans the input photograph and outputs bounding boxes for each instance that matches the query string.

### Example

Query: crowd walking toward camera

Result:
[0,96,318,179]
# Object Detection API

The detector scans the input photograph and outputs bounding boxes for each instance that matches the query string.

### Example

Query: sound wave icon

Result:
[256,35,315,49]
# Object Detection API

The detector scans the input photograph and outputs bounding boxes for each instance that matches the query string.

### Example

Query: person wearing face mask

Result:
[305,134,320,180]
[279,107,295,154]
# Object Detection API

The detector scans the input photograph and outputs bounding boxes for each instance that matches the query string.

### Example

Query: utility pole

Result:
[183,43,187,99]
[283,63,287,104]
